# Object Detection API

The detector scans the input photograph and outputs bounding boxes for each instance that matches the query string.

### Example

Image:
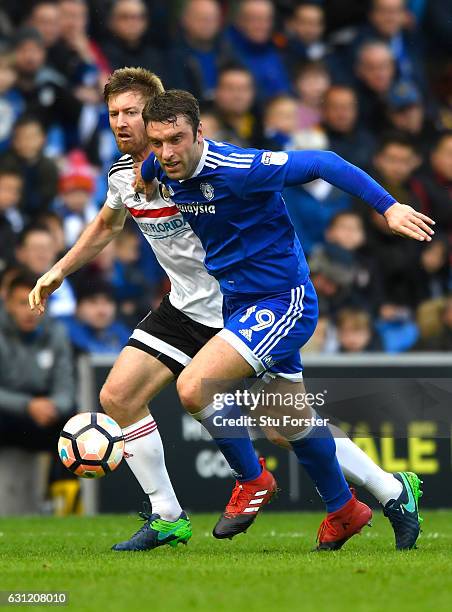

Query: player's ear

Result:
[196,122,203,144]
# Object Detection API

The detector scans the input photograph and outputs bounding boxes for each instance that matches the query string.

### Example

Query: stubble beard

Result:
[116,134,148,160]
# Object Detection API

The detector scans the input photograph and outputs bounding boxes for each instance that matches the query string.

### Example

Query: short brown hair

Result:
[103,67,164,105]
[142,90,200,139]
[6,269,39,297]
[336,308,371,331]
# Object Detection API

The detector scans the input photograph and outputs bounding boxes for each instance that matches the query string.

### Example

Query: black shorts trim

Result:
[126,295,220,377]
[127,338,185,376]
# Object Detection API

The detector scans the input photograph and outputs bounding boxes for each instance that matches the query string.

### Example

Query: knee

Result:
[176,374,202,414]
[99,383,130,421]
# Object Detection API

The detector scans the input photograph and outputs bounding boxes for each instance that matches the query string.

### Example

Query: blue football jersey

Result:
[142,139,309,296]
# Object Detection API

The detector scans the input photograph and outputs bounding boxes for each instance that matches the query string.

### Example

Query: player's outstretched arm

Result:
[282,150,435,242]
[29,205,127,313]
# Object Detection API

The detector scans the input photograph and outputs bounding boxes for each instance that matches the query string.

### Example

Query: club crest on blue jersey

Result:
[159,183,174,202]
[200,182,215,201]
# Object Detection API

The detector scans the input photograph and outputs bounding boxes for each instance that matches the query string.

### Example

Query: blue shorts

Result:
[218,279,318,381]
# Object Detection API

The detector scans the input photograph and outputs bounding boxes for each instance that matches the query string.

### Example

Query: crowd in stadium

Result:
[0,0,451,357]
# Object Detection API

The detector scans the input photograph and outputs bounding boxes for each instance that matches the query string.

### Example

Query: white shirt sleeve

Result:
[105,173,124,210]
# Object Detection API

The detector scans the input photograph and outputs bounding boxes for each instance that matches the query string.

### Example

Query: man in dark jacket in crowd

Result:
[100,0,168,82]
[0,270,75,449]
[172,0,234,101]
[321,85,376,169]
[11,26,82,132]
[224,0,290,100]
[413,132,452,240]
[0,115,58,216]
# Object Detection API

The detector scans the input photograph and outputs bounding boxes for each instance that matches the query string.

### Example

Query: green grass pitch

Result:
[1,511,451,612]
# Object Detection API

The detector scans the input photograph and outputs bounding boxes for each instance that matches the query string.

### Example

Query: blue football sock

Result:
[290,424,352,512]
[194,401,262,482]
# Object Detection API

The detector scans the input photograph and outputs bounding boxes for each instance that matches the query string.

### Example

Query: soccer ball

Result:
[58,412,125,478]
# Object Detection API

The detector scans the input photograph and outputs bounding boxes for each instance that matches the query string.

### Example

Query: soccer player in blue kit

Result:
[138,90,434,550]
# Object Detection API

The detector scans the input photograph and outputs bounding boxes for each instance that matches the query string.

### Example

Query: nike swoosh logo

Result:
[157,526,180,542]
[400,473,416,513]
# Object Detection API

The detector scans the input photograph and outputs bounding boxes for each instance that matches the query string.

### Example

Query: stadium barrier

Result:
[78,353,452,513]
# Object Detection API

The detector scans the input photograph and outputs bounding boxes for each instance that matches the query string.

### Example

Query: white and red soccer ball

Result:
[58,412,124,478]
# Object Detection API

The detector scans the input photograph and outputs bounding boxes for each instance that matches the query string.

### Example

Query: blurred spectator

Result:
[411,236,451,305]
[282,1,328,77]
[54,150,98,247]
[321,85,376,167]
[414,294,452,351]
[0,52,24,152]
[174,0,231,100]
[101,0,167,83]
[304,211,384,318]
[325,211,384,315]
[28,1,61,51]
[58,0,111,81]
[283,148,352,255]
[15,225,76,317]
[225,0,290,100]
[60,279,131,354]
[385,80,437,157]
[0,164,24,232]
[363,133,421,309]
[29,0,107,103]
[354,41,396,132]
[371,131,421,202]
[375,306,419,351]
[0,166,24,274]
[351,0,423,89]
[263,95,304,150]
[308,240,356,317]
[36,211,67,258]
[303,310,338,354]
[0,115,59,216]
[11,26,82,136]
[415,295,445,341]
[31,0,109,160]
[336,307,383,352]
[293,61,330,130]
[200,105,224,140]
[0,266,22,304]
[213,63,262,146]
[111,221,156,327]
[412,132,452,239]
[0,270,75,450]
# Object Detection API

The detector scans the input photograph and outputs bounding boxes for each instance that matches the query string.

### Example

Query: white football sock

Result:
[333,434,403,506]
[122,414,183,521]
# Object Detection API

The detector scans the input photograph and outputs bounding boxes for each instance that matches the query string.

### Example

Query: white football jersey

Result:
[106,155,224,328]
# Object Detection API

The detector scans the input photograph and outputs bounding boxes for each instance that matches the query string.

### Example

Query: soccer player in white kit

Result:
[29,68,421,552]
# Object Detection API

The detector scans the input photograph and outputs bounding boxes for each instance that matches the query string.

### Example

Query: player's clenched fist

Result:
[384,202,435,242]
[28,267,64,314]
